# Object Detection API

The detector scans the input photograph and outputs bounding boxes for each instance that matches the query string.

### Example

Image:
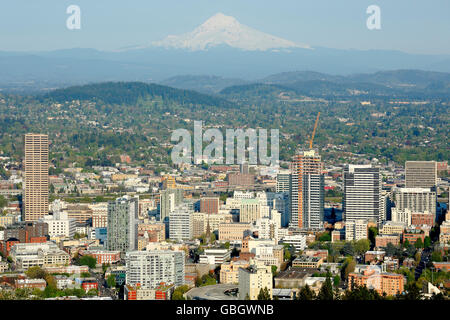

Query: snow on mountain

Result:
[152,13,309,51]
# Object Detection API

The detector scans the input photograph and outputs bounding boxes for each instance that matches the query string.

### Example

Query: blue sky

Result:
[1,0,449,54]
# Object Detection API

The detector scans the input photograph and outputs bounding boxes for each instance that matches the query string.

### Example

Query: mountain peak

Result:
[152,13,309,51]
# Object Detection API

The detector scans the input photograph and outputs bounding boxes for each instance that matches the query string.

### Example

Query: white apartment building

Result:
[40,211,76,238]
[169,204,193,241]
[392,187,436,214]
[238,263,273,300]
[345,219,368,241]
[199,248,231,264]
[391,208,412,226]
[280,234,307,251]
[125,250,185,289]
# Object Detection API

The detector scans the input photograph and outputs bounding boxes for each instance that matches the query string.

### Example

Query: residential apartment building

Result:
[290,149,323,229]
[169,204,193,241]
[40,211,76,238]
[125,250,185,288]
[393,187,436,215]
[220,260,250,284]
[348,266,405,296]
[345,219,368,241]
[238,263,273,300]
[107,196,139,252]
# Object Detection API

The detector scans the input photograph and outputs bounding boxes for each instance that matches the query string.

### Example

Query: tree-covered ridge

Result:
[40,81,233,108]
[0,78,448,168]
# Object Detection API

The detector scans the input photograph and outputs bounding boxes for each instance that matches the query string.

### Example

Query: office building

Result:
[24,133,49,221]
[200,197,219,214]
[240,199,260,223]
[405,161,437,189]
[276,172,291,193]
[302,174,324,228]
[343,165,381,224]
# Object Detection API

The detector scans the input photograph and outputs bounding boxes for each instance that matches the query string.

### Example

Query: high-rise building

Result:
[343,165,381,224]
[24,133,49,221]
[392,187,436,215]
[302,174,325,228]
[200,197,219,214]
[169,203,193,241]
[125,250,185,288]
[276,171,291,193]
[405,161,437,189]
[107,196,139,252]
[159,188,183,221]
[290,150,323,229]
[240,162,249,174]
[239,199,261,223]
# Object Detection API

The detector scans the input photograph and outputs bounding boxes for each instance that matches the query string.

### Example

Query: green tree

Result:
[342,285,383,300]
[423,236,431,248]
[342,257,356,280]
[271,265,278,277]
[403,239,410,248]
[317,272,334,300]
[354,239,370,255]
[25,266,47,279]
[102,263,110,274]
[297,284,315,300]
[79,255,97,269]
[318,232,331,242]
[0,195,7,208]
[431,250,443,262]
[342,242,355,256]
[368,227,378,248]
[172,285,190,300]
[333,275,341,287]
[106,274,116,288]
[414,238,424,249]
[257,287,271,300]
[396,283,422,300]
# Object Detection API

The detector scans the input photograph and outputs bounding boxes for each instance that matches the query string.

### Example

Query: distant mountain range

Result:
[1,13,450,93]
[161,70,450,96]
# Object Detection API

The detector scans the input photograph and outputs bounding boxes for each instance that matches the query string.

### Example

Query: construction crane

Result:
[309,112,320,149]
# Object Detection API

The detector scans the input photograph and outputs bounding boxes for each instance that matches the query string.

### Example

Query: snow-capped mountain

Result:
[152,12,309,51]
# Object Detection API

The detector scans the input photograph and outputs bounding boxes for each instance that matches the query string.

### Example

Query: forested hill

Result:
[39,81,233,108]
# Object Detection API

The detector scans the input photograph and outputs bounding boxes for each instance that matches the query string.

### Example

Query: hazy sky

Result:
[1,0,449,54]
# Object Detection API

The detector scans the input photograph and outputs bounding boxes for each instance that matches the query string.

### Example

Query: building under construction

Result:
[289,113,325,229]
